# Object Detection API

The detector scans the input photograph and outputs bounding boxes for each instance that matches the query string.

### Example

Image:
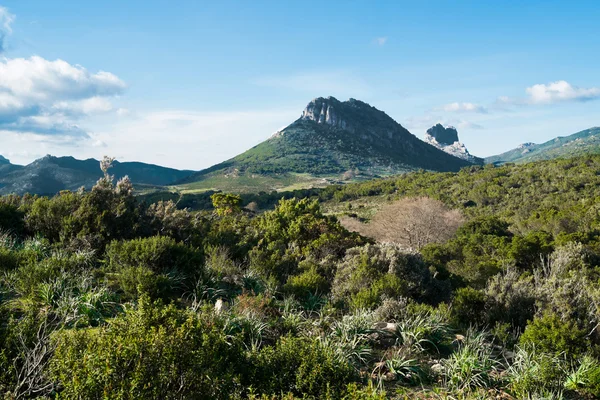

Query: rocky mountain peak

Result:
[0,155,10,164]
[426,124,459,145]
[424,124,483,164]
[301,96,349,130]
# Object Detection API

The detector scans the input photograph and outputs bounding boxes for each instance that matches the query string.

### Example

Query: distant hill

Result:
[0,155,195,195]
[486,127,600,164]
[177,97,474,192]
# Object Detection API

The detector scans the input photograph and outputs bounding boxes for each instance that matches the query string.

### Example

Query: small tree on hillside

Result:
[372,197,463,249]
[344,197,464,250]
[211,193,242,216]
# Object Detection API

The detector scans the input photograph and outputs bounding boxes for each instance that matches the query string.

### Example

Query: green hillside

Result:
[176,97,473,193]
[486,127,600,164]
[0,155,195,195]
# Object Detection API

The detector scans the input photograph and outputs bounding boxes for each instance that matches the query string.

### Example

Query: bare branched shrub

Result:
[12,318,56,399]
[342,197,464,250]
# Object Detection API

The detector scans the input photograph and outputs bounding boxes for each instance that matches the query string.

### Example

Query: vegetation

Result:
[2,154,600,399]
[486,127,600,165]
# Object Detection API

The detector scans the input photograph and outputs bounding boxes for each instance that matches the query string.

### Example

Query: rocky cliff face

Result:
[301,96,351,131]
[426,124,459,145]
[424,124,483,164]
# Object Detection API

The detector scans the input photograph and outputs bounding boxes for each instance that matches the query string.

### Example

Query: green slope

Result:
[176,97,473,193]
[486,127,600,164]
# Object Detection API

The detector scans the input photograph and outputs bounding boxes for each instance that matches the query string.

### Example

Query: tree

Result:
[211,193,242,216]
[350,197,464,250]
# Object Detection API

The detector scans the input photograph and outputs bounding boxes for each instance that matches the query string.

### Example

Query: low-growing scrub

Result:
[1,156,600,399]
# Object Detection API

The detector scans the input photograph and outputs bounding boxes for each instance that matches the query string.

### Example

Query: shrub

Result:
[484,268,536,330]
[332,243,447,310]
[284,266,329,300]
[0,203,25,237]
[249,198,364,285]
[115,265,182,300]
[105,236,204,278]
[50,297,244,399]
[247,335,357,397]
[451,287,488,328]
[519,313,588,359]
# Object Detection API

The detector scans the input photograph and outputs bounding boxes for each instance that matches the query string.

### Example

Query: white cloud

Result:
[525,80,600,104]
[0,56,125,102]
[0,56,126,136]
[495,81,600,108]
[441,102,487,113]
[53,97,115,116]
[373,37,387,46]
[0,6,15,53]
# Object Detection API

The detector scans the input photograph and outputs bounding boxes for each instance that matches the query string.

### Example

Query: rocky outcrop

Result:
[301,96,349,130]
[518,143,536,154]
[426,124,459,146]
[424,124,483,164]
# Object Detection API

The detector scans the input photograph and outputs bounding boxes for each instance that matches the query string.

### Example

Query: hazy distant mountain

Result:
[0,155,195,195]
[177,97,474,192]
[424,124,484,164]
[486,127,600,165]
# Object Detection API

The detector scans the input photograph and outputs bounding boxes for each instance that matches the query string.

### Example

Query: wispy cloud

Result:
[373,37,387,46]
[404,114,484,134]
[0,6,15,53]
[441,102,488,113]
[82,108,299,169]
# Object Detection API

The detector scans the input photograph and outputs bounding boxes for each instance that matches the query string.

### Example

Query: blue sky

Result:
[0,0,599,169]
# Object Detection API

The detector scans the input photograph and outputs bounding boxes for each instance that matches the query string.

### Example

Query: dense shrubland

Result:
[1,156,600,399]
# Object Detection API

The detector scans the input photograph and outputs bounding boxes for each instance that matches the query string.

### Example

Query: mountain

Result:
[177,97,474,192]
[486,127,600,165]
[0,155,195,196]
[424,124,484,164]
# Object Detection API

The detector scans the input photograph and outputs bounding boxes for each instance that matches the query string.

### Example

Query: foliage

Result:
[211,193,243,216]
[332,243,448,310]
[50,297,245,400]
[247,335,357,398]
[519,313,588,359]
[1,154,600,398]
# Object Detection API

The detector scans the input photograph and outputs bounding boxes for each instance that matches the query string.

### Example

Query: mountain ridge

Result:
[486,127,600,164]
[0,155,196,195]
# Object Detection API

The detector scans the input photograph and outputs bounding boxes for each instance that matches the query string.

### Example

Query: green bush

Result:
[115,265,180,300]
[284,266,329,300]
[333,243,446,310]
[451,287,488,328]
[0,203,25,236]
[247,335,357,398]
[105,236,204,278]
[50,297,244,399]
[519,313,588,359]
